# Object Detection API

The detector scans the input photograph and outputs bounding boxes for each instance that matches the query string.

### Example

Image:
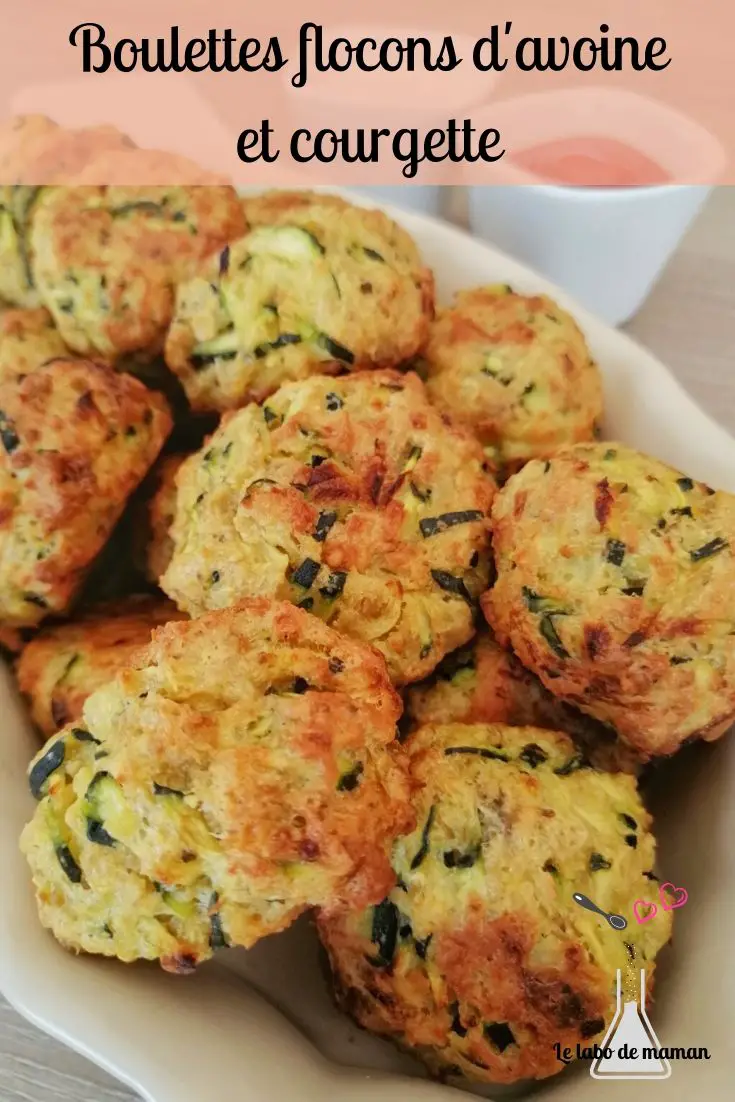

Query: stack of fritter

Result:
[4,127,730,1089]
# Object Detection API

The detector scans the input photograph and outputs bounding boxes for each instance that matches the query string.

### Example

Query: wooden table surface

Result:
[2,187,734,1102]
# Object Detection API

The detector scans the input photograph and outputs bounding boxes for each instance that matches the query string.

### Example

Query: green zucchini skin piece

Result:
[419,511,484,538]
[55,844,83,884]
[209,895,230,950]
[0,411,19,454]
[444,746,509,763]
[190,329,239,370]
[254,333,302,359]
[291,558,321,589]
[521,588,569,616]
[554,753,587,776]
[84,773,119,847]
[153,782,185,797]
[318,334,354,364]
[430,570,475,606]
[369,899,399,968]
[29,740,66,800]
[539,615,570,660]
[86,819,116,847]
[410,805,436,870]
[690,537,728,561]
[313,511,337,542]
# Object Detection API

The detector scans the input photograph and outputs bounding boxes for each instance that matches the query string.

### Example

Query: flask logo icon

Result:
[590,968,672,1080]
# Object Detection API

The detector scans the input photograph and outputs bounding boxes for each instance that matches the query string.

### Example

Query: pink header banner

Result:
[0,0,730,185]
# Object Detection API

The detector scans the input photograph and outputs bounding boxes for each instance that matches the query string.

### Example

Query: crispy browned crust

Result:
[404,629,641,774]
[318,721,671,1085]
[21,600,413,968]
[134,600,412,916]
[0,307,68,385]
[162,370,496,684]
[422,285,602,474]
[485,442,735,758]
[0,357,171,626]
[16,596,185,735]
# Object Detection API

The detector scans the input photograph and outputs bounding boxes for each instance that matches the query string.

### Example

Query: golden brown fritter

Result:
[134,453,187,584]
[485,442,735,758]
[28,161,245,362]
[16,596,185,735]
[20,600,413,970]
[0,307,68,385]
[165,190,435,410]
[240,188,352,228]
[161,370,495,684]
[70,148,232,187]
[0,115,59,179]
[0,117,58,308]
[0,117,134,308]
[319,721,672,1086]
[404,628,640,774]
[0,117,134,184]
[0,357,171,627]
[422,285,602,474]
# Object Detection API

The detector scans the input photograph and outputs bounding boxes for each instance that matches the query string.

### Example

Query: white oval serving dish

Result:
[1,196,733,1102]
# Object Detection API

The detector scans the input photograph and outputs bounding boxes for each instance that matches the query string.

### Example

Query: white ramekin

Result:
[467,89,725,325]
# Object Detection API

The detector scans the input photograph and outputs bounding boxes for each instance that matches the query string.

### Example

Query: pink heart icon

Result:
[659,882,688,911]
[633,899,658,924]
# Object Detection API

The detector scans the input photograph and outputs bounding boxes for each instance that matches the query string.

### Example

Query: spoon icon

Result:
[573,892,628,930]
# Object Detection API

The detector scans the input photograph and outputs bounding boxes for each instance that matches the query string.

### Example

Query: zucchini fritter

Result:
[21,600,412,969]
[486,442,735,758]
[422,285,602,474]
[319,722,672,1085]
[0,357,171,627]
[0,116,134,308]
[404,628,640,774]
[161,370,495,684]
[0,115,58,178]
[165,190,435,410]
[0,307,68,385]
[0,116,133,184]
[27,162,245,362]
[16,596,185,735]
